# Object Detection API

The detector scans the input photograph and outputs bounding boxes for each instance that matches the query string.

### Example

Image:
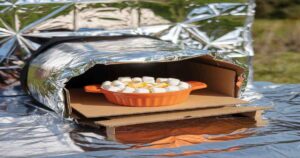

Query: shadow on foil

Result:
[70,116,259,157]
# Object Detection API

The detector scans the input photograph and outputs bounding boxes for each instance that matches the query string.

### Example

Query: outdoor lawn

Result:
[252,19,300,83]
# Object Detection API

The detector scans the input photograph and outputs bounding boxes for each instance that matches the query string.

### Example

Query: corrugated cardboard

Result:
[98,106,270,141]
[65,55,269,137]
[70,89,248,118]
[192,56,246,97]
[167,61,237,97]
[95,106,269,127]
[193,56,244,75]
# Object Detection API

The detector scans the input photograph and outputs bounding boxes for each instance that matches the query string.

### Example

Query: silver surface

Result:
[2,2,300,157]
[0,0,255,88]
[1,82,300,157]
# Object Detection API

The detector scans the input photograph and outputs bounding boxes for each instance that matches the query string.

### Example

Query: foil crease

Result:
[0,0,255,89]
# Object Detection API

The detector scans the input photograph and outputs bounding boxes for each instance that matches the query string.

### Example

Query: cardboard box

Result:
[64,55,270,140]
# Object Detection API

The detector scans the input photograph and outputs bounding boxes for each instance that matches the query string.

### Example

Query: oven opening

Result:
[66,57,244,119]
[66,58,237,96]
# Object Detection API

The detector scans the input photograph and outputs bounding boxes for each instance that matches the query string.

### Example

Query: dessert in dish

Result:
[84,77,207,107]
[101,76,191,93]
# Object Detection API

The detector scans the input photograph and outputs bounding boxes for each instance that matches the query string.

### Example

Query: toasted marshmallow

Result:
[135,88,150,93]
[107,86,121,92]
[156,78,168,83]
[132,77,142,82]
[122,87,135,93]
[168,78,180,86]
[118,77,131,83]
[166,86,180,92]
[151,87,167,93]
[178,82,190,90]
[142,76,155,83]
[155,82,169,88]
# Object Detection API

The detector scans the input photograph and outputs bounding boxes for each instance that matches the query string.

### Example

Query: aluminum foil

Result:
[2,80,300,157]
[27,37,210,116]
[0,0,255,89]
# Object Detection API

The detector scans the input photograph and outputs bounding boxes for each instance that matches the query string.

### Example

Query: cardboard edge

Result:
[100,106,271,140]
[70,89,250,119]
[71,103,248,119]
[96,106,271,127]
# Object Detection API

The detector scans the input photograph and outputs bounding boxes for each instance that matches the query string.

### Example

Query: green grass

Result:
[252,19,300,83]
[253,52,300,83]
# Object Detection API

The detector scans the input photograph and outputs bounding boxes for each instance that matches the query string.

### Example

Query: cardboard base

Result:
[99,106,269,141]
[69,88,270,141]
[70,89,248,118]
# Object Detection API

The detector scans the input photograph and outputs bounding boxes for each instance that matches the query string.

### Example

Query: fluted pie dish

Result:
[84,77,207,107]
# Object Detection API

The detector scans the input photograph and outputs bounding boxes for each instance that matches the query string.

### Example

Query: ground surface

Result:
[253,19,300,83]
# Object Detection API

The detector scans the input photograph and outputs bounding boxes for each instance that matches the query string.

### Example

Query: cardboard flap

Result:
[193,55,245,75]
[70,89,248,118]
[96,106,270,127]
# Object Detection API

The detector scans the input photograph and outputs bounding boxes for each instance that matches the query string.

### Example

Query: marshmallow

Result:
[102,81,112,86]
[168,78,180,86]
[166,86,180,92]
[132,77,142,82]
[155,82,169,88]
[104,77,187,93]
[151,87,167,93]
[118,77,132,83]
[111,80,126,91]
[101,84,111,90]
[142,76,155,83]
[178,82,190,90]
[101,81,112,89]
[112,80,125,86]
[117,84,126,90]
[107,86,121,92]
[122,87,135,93]
[156,78,168,83]
[145,83,155,88]
[135,88,150,93]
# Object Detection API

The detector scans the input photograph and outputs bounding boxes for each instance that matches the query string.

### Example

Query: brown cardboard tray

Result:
[96,106,270,127]
[90,106,270,141]
[70,88,248,118]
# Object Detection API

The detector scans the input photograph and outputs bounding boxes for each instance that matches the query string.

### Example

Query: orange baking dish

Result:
[84,81,207,107]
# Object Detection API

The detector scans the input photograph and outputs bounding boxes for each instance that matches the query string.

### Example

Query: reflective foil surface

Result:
[1,82,300,157]
[0,0,255,88]
[27,37,211,116]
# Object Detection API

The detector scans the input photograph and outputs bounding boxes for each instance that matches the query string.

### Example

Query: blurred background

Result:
[253,0,300,83]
